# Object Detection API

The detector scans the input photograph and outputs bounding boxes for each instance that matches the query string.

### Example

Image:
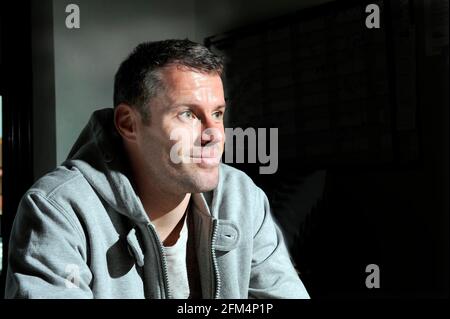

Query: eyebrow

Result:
[170,103,227,111]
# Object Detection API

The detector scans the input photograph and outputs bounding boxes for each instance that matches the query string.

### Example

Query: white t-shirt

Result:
[164,213,190,299]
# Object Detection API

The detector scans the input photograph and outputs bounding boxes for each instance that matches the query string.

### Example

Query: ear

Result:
[114,104,139,143]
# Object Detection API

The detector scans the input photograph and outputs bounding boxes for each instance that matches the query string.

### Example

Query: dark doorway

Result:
[0,0,35,297]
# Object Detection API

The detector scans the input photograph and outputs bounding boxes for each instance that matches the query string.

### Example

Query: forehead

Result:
[158,65,224,100]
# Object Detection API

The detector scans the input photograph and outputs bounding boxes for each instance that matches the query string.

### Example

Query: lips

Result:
[189,147,221,167]
[196,156,221,166]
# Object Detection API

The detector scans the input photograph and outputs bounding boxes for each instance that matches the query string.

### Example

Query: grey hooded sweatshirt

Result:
[5,108,310,299]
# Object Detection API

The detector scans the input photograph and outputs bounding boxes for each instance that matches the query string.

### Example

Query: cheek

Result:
[139,126,172,157]
[168,122,202,145]
[157,125,191,161]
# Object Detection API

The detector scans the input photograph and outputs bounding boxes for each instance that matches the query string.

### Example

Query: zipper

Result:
[147,223,172,299]
[211,219,221,299]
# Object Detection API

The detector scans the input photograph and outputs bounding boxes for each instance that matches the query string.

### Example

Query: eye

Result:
[212,110,224,120]
[179,110,196,120]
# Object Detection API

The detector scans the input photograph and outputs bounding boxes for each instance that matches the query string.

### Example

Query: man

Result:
[5,39,309,299]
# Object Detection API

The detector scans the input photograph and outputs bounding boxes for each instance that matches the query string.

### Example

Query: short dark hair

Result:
[113,39,224,123]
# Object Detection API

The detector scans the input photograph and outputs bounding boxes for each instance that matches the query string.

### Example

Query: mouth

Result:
[186,148,222,167]
[190,156,221,167]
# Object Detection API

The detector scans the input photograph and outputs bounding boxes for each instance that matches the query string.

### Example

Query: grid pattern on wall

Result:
[206,0,420,169]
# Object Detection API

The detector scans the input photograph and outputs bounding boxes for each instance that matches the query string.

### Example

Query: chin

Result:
[183,164,220,193]
[194,167,219,192]
[166,160,220,193]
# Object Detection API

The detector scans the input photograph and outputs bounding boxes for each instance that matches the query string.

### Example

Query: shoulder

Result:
[29,166,85,197]
[26,165,88,201]
[14,166,89,244]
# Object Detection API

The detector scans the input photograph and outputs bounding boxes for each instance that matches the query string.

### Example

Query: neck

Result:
[139,182,190,220]
[125,145,192,245]
[146,189,191,247]
[132,167,191,246]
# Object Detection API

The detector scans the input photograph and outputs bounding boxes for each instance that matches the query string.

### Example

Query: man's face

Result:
[135,65,226,194]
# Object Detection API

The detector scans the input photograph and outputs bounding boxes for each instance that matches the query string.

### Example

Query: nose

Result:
[200,116,224,147]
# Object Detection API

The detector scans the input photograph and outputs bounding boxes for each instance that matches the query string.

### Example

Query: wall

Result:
[194,0,332,42]
[32,0,56,179]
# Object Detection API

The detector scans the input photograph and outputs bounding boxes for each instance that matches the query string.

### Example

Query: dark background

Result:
[1,0,448,299]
